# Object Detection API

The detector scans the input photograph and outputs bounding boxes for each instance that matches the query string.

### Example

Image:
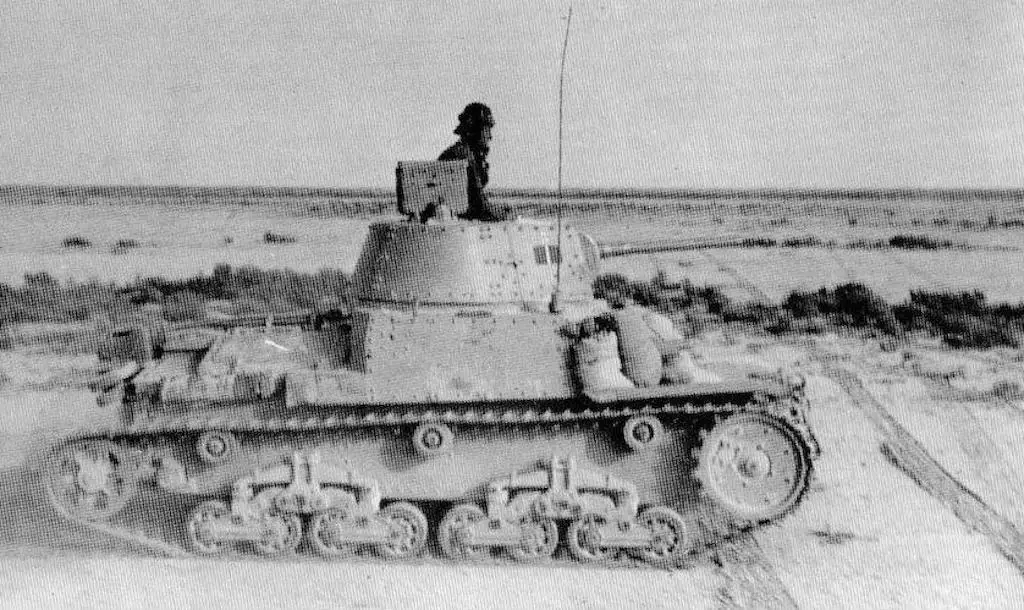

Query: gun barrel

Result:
[597,235,755,258]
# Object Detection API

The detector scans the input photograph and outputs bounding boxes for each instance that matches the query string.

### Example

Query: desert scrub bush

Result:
[162,290,206,321]
[846,234,960,251]
[0,264,352,327]
[943,321,1019,349]
[893,290,1023,349]
[887,234,954,250]
[721,301,786,327]
[896,290,989,319]
[783,283,900,334]
[592,273,731,315]
[991,380,1024,400]
[112,238,141,253]
[62,235,92,248]
[0,272,134,325]
[781,236,824,248]
[263,231,298,244]
[132,264,351,314]
[593,274,1024,349]
[739,237,777,248]
[780,285,1024,348]
[845,239,878,249]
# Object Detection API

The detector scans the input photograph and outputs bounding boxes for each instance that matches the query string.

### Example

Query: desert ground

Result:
[2,193,1024,609]
[2,192,1024,300]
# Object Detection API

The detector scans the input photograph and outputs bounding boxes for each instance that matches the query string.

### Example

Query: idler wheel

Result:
[567,513,616,562]
[412,422,454,456]
[196,431,237,464]
[509,518,559,563]
[308,509,360,558]
[44,439,137,521]
[377,502,429,559]
[186,500,231,555]
[438,503,491,561]
[696,413,810,523]
[254,513,303,556]
[634,506,690,567]
[623,415,664,451]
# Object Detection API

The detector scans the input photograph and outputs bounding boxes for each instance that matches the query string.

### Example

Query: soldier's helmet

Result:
[455,102,495,136]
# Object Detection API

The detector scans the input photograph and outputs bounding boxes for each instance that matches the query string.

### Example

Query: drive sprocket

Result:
[695,413,811,524]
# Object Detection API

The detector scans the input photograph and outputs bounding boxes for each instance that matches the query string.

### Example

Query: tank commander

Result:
[438,102,513,221]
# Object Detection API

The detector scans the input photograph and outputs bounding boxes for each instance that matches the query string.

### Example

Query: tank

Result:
[42,162,819,566]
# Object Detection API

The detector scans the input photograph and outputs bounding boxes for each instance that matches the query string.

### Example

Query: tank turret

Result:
[352,217,599,311]
[43,160,820,568]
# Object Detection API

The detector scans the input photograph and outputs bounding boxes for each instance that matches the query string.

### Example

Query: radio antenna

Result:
[551,5,573,313]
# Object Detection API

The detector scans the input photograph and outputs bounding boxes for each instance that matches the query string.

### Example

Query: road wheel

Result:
[636,506,689,568]
[254,512,303,556]
[509,518,559,563]
[438,503,491,561]
[377,502,429,559]
[186,500,231,555]
[308,509,360,558]
[567,513,617,562]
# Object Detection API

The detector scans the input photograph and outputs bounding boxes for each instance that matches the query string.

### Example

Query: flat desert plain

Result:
[2,193,1024,609]
[2,192,1024,301]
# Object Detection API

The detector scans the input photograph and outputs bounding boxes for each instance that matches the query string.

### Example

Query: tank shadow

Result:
[0,464,193,558]
[0,465,129,556]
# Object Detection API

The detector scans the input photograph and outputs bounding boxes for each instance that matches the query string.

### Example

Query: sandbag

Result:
[663,351,723,385]
[641,309,686,357]
[575,331,635,392]
[612,307,663,388]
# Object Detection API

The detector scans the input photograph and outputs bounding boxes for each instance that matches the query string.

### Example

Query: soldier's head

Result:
[455,102,495,151]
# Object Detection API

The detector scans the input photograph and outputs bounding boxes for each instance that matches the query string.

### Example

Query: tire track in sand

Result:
[697,250,773,303]
[709,533,799,610]
[817,358,1024,576]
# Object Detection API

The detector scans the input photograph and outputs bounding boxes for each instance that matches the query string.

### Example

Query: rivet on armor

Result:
[196,430,237,463]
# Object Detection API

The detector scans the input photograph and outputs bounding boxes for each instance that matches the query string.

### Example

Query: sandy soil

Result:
[2,334,1023,609]
[696,336,1024,608]
[0,201,374,284]
[4,198,1024,304]
[758,375,1021,609]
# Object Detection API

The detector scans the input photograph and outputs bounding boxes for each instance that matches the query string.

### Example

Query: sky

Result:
[1,0,1023,189]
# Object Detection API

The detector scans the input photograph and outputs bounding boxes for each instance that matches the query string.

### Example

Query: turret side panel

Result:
[354,223,506,303]
[352,220,595,306]
[362,310,575,403]
[509,224,594,302]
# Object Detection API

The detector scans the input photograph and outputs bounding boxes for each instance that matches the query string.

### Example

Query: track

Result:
[709,534,799,610]
[815,357,1024,576]
[41,391,817,567]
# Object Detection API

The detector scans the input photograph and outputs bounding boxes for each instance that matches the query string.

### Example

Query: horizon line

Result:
[2,183,1024,202]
